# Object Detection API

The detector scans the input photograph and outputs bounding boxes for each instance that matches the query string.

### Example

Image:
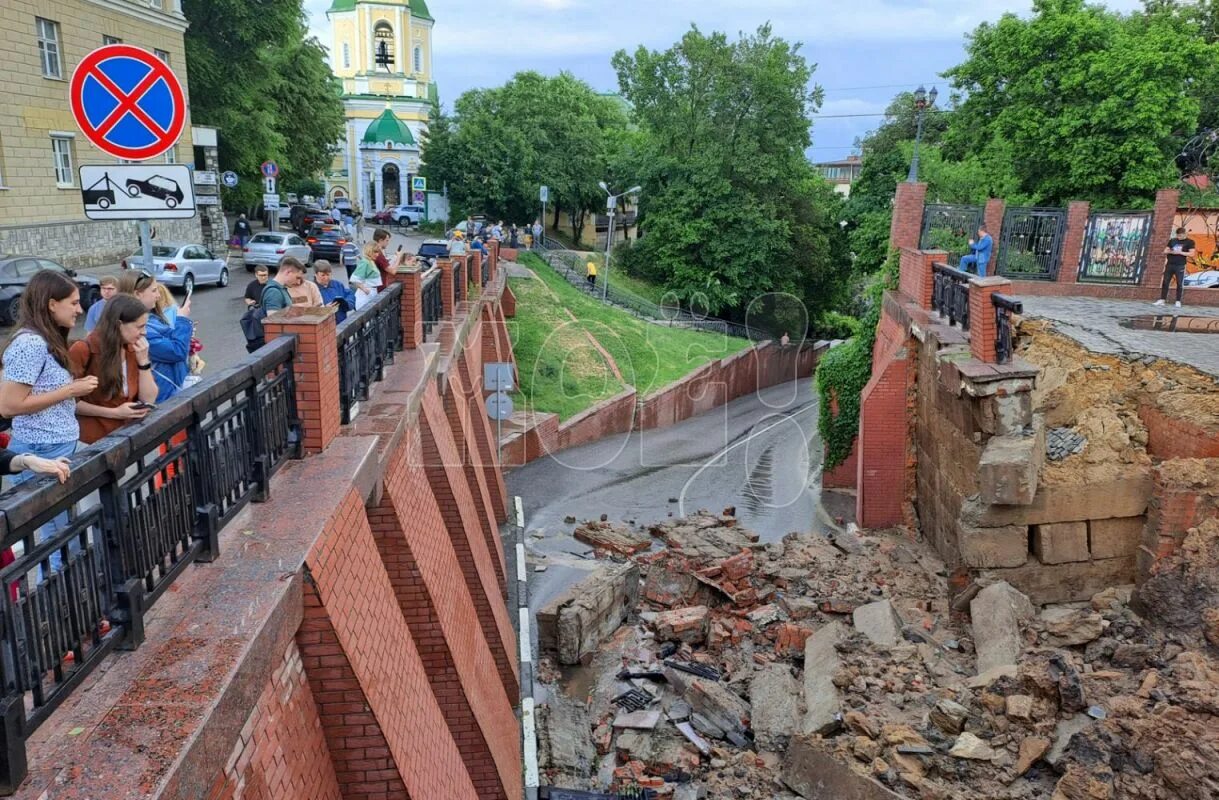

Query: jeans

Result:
[959,254,987,277]
[8,439,77,571]
[1160,263,1186,303]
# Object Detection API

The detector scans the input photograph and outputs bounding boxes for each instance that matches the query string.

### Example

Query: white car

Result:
[391,204,425,226]
[242,232,313,271]
[122,242,229,294]
[1184,269,1219,288]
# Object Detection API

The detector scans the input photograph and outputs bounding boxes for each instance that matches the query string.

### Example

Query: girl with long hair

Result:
[117,270,193,402]
[69,294,158,445]
[350,242,383,311]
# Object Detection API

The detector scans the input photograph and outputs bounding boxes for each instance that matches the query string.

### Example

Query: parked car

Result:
[0,256,101,326]
[333,198,354,217]
[450,218,486,238]
[290,204,326,234]
[121,243,229,294]
[367,207,396,226]
[391,205,425,226]
[306,225,355,266]
[243,232,312,271]
[125,175,186,208]
[416,239,450,267]
[1184,269,1219,289]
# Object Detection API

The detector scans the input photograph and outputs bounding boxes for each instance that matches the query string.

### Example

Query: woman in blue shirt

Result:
[117,270,193,401]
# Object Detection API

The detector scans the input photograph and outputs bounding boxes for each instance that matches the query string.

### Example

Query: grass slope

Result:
[509,253,750,420]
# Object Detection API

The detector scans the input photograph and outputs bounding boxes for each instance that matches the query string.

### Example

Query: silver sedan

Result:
[242,232,313,270]
[122,242,229,294]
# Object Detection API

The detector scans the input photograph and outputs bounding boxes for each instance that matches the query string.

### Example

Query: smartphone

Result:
[397,244,403,253]
[132,400,156,410]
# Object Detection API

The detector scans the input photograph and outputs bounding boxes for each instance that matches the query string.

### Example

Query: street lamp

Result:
[907,84,938,183]
[598,181,642,301]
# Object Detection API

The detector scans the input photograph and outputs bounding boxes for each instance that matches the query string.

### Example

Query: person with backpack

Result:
[239,261,294,353]
[69,294,157,445]
[117,271,193,401]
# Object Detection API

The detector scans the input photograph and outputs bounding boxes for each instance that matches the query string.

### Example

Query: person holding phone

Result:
[69,294,158,445]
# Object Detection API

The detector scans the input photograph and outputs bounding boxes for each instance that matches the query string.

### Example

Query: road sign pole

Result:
[541,200,547,248]
[139,220,155,271]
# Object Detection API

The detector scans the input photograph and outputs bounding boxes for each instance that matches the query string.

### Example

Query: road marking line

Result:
[516,543,527,583]
[514,493,541,792]
[519,608,532,664]
[522,696,540,788]
[678,402,818,517]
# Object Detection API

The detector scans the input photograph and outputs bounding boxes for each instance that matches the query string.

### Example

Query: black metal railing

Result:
[997,206,1066,281]
[453,260,465,304]
[993,293,1023,364]
[920,203,984,268]
[421,268,442,341]
[0,339,298,791]
[336,283,403,424]
[1078,211,1153,285]
[931,262,972,330]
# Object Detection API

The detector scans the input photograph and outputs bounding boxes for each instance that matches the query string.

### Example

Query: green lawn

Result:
[509,253,751,419]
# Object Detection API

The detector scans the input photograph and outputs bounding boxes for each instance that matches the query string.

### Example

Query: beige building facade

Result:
[0,0,201,268]
[324,0,435,213]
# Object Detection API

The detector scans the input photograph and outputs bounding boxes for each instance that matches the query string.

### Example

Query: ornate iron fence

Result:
[931,262,972,330]
[0,338,298,791]
[1078,211,1153,285]
[421,268,442,341]
[335,283,404,424]
[996,207,1067,281]
[920,204,984,268]
[993,293,1024,364]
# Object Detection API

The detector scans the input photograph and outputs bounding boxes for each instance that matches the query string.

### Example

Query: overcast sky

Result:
[303,0,1144,161]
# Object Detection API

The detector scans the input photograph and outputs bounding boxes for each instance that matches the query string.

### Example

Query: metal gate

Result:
[920,203,984,268]
[996,207,1067,281]
[1077,211,1153,284]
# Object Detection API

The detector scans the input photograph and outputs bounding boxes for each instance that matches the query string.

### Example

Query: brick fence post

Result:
[487,240,499,283]
[394,268,423,349]
[1142,188,1181,290]
[438,257,455,317]
[967,275,1013,363]
[262,305,340,455]
[889,182,927,251]
[984,199,1006,245]
[468,252,481,298]
[1058,200,1091,283]
[899,247,946,310]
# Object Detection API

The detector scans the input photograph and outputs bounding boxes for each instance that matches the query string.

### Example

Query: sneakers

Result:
[1175,301,1182,308]
[1153,299,1165,306]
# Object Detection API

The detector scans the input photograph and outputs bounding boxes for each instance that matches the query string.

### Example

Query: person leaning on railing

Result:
[117,270,194,402]
[69,294,158,445]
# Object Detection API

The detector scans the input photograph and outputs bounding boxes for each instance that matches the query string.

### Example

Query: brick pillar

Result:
[468,252,481,298]
[1142,188,1181,290]
[967,275,1013,364]
[438,258,455,317]
[983,199,1006,244]
[1058,200,1091,283]
[899,247,945,310]
[395,267,424,349]
[487,240,499,283]
[889,182,927,251]
[263,305,340,455]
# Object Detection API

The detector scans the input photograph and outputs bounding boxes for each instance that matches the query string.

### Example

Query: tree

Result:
[612,25,850,317]
[182,0,345,210]
[944,0,1215,206]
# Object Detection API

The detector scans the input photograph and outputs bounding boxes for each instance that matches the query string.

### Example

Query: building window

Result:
[413,46,422,74]
[342,42,351,69]
[51,136,74,186]
[164,145,177,164]
[36,18,62,79]
[154,49,170,64]
[103,35,122,45]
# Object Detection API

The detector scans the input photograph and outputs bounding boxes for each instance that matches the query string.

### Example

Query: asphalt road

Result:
[509,380,829,618]
[0,226,430,376]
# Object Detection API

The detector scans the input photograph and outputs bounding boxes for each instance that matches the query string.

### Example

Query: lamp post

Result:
[598,181,642,301]
[907,84,937,183]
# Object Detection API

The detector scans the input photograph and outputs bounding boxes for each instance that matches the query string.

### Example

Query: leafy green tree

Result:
[611,25,849,317]
[182,0,345,210]
[944,0,1215,206]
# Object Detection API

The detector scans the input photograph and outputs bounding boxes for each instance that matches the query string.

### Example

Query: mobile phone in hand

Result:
[397,244,403,253]
[133,400,156,410]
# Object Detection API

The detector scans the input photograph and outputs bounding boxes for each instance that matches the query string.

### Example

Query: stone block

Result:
[781,735,905,800]
[852,600,903,647]
[537,562,640,665]
[750,664,802,752]
[978,391,1035,436]
[653,605,710,645]
[958,522,1030,568]
[1033,522,1089,565]
[1088,516,1145,559]
[978,429,1043,506]
[962,471,1153,528]
[802,622,844,735]
[970,581,1033,675]
[663,666,751,743]
[979,556,1137,605]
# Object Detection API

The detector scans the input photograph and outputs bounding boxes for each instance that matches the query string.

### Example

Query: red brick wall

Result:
[983,199,1005,243]
[418,383,520,699]
[558,389,638,451]
[857,304,915,528]
[371,427,522,799]
[889,183,927,251]
[1139,406,1219,460]
[821,392,858,490]
[303,489,479,798]
[208,641,342,800]
[1058,201,1091,284]
[1141,459,1219,576]
[1142,188,1182,291]
[999,279,1219,306]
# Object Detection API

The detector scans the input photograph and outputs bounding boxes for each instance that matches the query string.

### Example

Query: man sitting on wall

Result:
[959,225,994,277]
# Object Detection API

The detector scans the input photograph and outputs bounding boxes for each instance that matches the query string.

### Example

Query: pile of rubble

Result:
[534,513,1219,799]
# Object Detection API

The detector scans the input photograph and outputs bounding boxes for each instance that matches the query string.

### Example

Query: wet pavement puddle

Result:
[1118,314,1219,333]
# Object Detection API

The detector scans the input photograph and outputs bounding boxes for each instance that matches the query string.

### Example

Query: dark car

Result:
[291,205,327,235]
[416,239,450,268]
[125,175,186,208]
[0,256,101,326]
[306,226,354,266]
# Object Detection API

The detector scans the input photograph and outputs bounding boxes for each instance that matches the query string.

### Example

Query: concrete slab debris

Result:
[970,581,1033,674]
[802,621,844,735]
[537,562,640,664]
[852,600,903,647]
[750,663,802,752]
[780,736,905,800]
